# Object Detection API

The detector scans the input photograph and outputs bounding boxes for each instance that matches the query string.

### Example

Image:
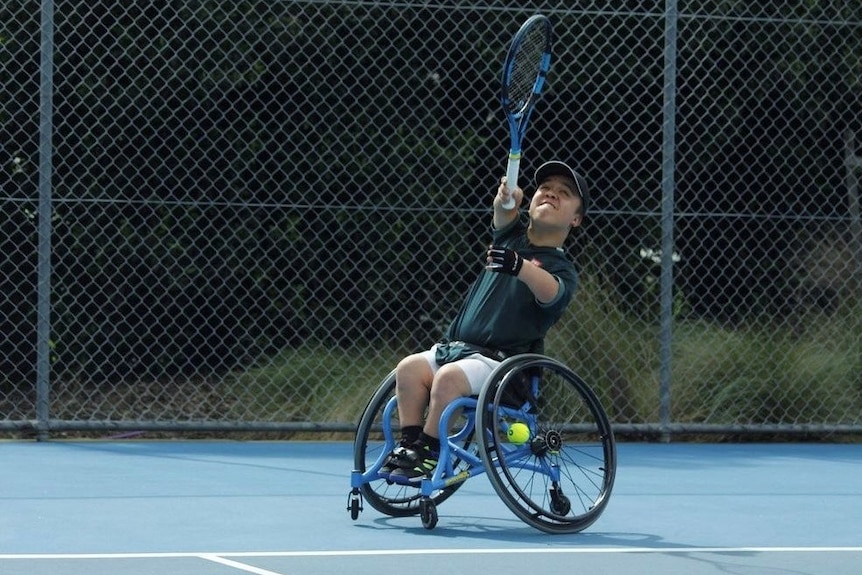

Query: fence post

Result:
[35,0,56,441]
[659,0,680,443]
[846,129,862,300]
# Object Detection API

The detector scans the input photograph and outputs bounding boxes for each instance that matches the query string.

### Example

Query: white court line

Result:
[0,547,861,560]
[200,554,287,575]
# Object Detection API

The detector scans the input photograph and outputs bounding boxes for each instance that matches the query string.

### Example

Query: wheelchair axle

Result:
[529,428,563,456]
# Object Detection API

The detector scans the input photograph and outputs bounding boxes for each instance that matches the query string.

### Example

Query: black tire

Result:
[348,492,361,520]
[420,498,438,529]
[476,354,616,534]
[353,371,469,517]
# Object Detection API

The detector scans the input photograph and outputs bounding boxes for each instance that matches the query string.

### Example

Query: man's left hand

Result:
[486,245,523,276]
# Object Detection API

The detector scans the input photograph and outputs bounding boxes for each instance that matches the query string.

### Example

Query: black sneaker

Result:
[389,445,439,485]
[377,446,411,480]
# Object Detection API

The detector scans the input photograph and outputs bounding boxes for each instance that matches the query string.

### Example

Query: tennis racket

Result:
[499,14,553,209]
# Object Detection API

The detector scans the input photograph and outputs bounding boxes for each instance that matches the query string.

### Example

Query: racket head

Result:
[500,15,553,120]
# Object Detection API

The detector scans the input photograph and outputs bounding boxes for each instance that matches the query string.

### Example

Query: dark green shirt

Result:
[444,217,578,355]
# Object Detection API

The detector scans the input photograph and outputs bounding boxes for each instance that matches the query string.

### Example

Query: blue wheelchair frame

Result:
[348,353,616,533]
[350,385,552,499]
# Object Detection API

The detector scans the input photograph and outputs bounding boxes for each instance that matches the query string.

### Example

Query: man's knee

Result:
[396,353,432,388]
[430,364,471,400]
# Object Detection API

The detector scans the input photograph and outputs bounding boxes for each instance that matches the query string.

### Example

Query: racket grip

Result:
[502,158,520,209]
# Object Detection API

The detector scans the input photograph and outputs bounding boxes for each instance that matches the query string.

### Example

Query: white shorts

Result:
[420,344,501,395]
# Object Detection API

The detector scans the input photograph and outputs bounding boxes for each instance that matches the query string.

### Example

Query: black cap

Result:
[534,161,589,217]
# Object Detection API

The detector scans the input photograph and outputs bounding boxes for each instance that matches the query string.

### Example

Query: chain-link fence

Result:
[2,1,861,440]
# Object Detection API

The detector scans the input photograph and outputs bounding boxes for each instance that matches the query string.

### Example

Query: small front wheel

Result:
[420,498,438,530]
[348,489,363,520]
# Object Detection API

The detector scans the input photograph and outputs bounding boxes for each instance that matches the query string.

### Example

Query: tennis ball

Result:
[507,422,530,444]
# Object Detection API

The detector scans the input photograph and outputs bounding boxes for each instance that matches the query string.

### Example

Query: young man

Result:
[383,160,589,484]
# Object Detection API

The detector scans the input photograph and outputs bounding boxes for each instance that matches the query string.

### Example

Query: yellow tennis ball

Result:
[507,422,530,444]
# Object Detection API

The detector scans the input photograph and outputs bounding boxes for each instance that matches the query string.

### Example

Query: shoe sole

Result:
[389,464,437,485]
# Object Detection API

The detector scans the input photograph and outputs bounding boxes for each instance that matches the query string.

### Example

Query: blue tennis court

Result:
[1,440,860,574]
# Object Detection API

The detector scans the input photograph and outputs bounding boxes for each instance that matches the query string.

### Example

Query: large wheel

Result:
[476,354,616,534]
[353,371,470,517]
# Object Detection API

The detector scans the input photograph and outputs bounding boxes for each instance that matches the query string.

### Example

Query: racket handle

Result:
[502,157,520,209]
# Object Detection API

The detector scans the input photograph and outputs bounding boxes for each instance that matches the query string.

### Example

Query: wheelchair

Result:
[347,353,616,533]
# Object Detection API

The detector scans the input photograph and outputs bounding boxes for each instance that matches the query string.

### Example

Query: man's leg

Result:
[394,352,434,428]
[390,357,496,484]
[422,363,472,440]
[378,352,436,479]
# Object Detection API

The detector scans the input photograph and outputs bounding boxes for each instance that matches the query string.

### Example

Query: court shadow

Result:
[356,520,810,574]
[361,515,692,547]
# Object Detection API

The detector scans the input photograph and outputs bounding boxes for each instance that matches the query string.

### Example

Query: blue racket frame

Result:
[500,14,553,208]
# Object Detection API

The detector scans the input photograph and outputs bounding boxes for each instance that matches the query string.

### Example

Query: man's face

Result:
[529,175,583,229]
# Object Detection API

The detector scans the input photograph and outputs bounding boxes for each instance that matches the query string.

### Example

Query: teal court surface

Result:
[1,440,860,574]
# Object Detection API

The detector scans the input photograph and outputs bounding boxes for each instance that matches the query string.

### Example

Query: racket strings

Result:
[506,25,547,114]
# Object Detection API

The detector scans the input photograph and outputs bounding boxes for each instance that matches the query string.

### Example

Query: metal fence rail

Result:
[2,1,861,439]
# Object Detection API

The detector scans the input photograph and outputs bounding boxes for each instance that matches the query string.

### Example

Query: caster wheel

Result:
[347,490,363,520]
[420,499,438,529]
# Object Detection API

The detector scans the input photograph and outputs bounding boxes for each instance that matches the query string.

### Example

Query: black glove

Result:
[486,245,523,276]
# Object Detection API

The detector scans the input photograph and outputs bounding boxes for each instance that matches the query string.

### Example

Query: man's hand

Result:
[486,245,523,276]
[495,177,523,210]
